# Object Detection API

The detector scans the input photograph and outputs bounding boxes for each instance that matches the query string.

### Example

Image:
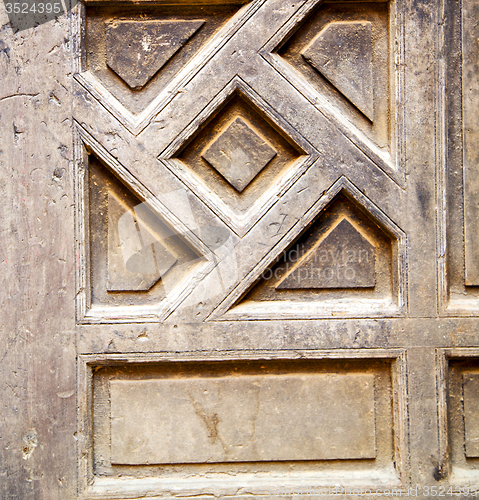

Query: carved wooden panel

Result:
[75,130,214,322]
[439,0,479,314]
[71,0,411,496]
[262,0,404,182]
[78,351,407,496]
[276,218,376,290]
[301,20,375,121]
[1,0,463,495]
[105,20,206,90]
[161,78,318,236]
[81,2,248,120]
[277,4,388,143]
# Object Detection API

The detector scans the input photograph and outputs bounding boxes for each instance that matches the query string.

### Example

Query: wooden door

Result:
[1,0,479,497]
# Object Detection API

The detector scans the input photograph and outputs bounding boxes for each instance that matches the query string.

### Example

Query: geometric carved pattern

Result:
[273,2,391,159]
[106,20,205,89]
[276,218,376,289]
[302,21,374,121]
[80,3,248,127]
[87,152,204,312]
[201,117,277,192]
[207,176,408,321]
[164,79,316,237]
[240,190,388,302]
[69,0,414,491]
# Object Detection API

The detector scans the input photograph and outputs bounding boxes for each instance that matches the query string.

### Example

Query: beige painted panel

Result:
[463,0,479,285]
[464,373,479,457]
[110,373,376,464]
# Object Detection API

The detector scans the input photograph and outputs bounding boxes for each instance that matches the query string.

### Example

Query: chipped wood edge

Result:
[392,349,410,486]
[74,127,91,323]
[436,0,449,317]
[77,355,94,493]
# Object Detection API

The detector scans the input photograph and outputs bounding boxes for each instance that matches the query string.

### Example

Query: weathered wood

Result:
[463,0,479,286]
[1,0,478,497]
[0,10,76,500]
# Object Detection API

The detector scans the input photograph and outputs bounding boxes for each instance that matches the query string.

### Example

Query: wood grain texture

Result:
[0,10,76,500]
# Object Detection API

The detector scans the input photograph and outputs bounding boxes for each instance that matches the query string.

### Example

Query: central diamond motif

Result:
[162,82,316,236]
[201,117,277,192]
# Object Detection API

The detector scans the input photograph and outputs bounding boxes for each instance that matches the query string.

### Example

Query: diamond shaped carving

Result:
[176,93,298,206]
[201,117,277,193]
[160,79,318,236]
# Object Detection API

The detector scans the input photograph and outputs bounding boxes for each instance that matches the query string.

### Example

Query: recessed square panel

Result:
[79,352,407,497]
[89,356,401,482]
